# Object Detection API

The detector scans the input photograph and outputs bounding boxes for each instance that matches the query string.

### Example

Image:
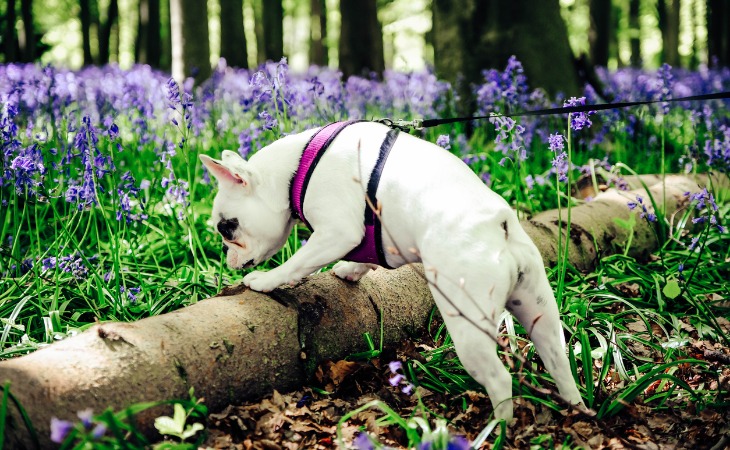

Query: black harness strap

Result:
[366,128,400,267]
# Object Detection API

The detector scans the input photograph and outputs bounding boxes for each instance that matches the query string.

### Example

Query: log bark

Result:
[0,175,718,448]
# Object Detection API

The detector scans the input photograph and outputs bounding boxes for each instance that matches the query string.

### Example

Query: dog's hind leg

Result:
[507,247,584,408]
[422,254,516,421]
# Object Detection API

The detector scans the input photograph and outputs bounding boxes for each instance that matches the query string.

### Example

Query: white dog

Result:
[200,121,583,420]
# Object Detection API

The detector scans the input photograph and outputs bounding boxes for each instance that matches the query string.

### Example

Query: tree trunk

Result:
[589,0,611,67]
[3,0,18,62]
[136,0,162,67]
[629,0,641,67]
[170,0,211,84]
[262,0,284,62]
[19,0,35,62]
[433,0,580,117]
[338,0,384,79]
[309,0,328,66]
[658,0,680,67]
[220,0,248,68]
[160,0,172,71]
[98,0,118,65]
[707,0,730,67]
[79,0,94,65]
[0,174,715,449]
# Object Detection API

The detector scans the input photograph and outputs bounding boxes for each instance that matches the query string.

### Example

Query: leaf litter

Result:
[202,332,729,450]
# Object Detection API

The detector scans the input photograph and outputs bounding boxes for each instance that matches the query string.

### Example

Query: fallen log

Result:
[0,175,714,448]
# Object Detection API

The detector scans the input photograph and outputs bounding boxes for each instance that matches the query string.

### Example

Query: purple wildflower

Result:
[436,134,451,150]
[77,408,94,429]
[490,115,526,162]
[120,286,142,303]
[658,63,673,114]
[547,133,568,182]
[259,110,278,131]
[563,97,594,131]
[353,432,375,450]
[91,423,107,440]
[388,361,403,373]
[50,418,74,443]
[688,236,700,251]
[389,373,405,387]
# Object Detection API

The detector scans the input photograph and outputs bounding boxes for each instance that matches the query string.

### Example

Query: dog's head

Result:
[200,150,293,269]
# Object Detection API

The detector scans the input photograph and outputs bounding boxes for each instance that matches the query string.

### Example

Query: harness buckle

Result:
[375,118,423,132]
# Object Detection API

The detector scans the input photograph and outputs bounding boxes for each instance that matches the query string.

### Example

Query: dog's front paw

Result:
[243,270,287,293]
[332,261,373,282]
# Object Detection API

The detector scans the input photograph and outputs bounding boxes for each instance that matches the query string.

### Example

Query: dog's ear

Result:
[200,154,254,189]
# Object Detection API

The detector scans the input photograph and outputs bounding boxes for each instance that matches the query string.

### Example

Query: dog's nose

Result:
[217,218,239,241]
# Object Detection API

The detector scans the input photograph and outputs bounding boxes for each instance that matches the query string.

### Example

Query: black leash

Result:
[377,90,730,131]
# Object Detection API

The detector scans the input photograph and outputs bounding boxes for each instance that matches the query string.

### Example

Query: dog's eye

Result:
[217,218,239,241]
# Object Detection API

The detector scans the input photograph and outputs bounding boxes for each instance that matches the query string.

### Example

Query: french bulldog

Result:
[200,121,584,420]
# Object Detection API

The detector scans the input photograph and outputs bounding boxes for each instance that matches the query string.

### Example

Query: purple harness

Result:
[290,121,399,268]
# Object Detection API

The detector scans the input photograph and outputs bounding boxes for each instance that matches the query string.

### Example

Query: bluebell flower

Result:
[563,97,594,131]
[50,418,74,443]
[353,432,375,450]
[388,361,403,373]
[91,423,107,440]
[658,63,673,114]
[77,408,94,429]
[389,373,405,387]
[436,135,451,150]
[259,110,278,131]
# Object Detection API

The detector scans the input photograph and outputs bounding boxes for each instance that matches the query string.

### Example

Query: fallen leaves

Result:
[201,330,730,449]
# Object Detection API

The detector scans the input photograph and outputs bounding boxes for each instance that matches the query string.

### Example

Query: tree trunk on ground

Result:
[98,0,118,65]
[309,0,327,66]
[0,175,718,449]
[338,0,384,80]
[589,0,611,67]
[262,0,284,62]
[136,0,162,67]
[658,0,680,67]
[432,0,580,117]
[629,0,641,67]
[19,0,35,62]
[3,0,18,62]
[220,0,248,68]
[707,0,730,67]
[170,0,211,84]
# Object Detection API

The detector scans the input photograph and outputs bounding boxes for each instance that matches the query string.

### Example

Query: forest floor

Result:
[200,328,730,450]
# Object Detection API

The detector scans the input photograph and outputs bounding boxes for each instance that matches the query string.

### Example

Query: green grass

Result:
[1,62,729,447]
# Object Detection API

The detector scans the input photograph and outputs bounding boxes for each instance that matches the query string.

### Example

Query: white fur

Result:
[200,122,584,420]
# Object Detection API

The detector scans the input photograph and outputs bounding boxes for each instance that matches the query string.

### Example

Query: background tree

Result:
[20,0,35,62]
[339,0,385,79]
[170,0,210,83]
[262,0,284,62]
[220,0,248,68]
[136,0,162,67]
[309,0,327,66]
[629,0,641,66]
[99,0,118,64]
[707,0,730,66]
[79,0,95,65]
[2,0,18,62]
[432,0,580,117]
[589,0,612,67]
[658,0,680,67]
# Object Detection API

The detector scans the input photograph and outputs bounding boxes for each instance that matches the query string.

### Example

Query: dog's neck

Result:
[248,137,304,217]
